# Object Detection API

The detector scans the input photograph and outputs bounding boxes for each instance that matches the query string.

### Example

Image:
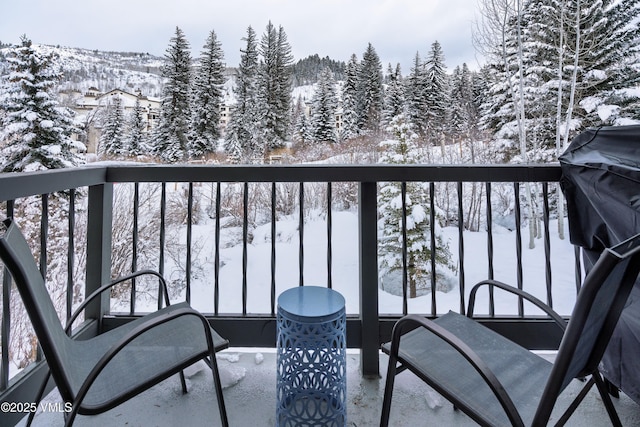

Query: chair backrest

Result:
[534,232,640,424]
[0,218,75,399]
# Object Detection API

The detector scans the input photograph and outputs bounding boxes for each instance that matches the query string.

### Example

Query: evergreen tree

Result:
[292,95,312,145]
[258,21,293,152]
[0,37,85,352]
[291,54,346,86]
[448,64,478,145]
[340,54,360,140]
[125,96,150,157]
[191,29,225,159]
[480,0,640,160]
[405,52,428,138]
[225,26,262,163]
[151,27,192,163]
[310,67,338,143]
[424,41,449,146]
[98,95,127,158]
[356,43,384,135]
[0,35,85,172]
[378,115,455,298]
[383,63,405,127]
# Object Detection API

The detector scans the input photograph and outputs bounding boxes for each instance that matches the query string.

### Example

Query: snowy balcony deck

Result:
[19,349,640,426]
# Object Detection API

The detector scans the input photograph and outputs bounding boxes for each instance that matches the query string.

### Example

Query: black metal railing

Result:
[0,163,571,425]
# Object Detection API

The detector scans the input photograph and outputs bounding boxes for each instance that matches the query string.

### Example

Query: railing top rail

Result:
[0,163,562,201]
[105,163,562,184]
[0,166,107,201]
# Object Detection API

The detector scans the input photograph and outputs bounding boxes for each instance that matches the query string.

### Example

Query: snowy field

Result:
[130,210,579,318]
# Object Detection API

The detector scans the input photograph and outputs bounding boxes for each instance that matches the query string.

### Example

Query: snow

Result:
[597,104,619,122]
[142,210,579,318]
[45,144,62,155]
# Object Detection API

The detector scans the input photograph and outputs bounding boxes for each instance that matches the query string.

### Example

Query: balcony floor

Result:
[20,349,640,426]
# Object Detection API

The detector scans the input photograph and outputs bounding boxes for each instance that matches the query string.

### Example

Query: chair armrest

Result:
[467,280,567,331]
[65,269,170,335]
[388,314,525,427]
[73,306,218,410]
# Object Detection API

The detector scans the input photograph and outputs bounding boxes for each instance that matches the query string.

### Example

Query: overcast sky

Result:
[0,0,483,73]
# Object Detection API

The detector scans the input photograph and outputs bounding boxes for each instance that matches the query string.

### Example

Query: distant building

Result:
[62,84,237,154]
[60,87,161,153]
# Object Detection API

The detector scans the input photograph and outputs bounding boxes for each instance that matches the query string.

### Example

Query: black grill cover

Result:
[559,124,640,404]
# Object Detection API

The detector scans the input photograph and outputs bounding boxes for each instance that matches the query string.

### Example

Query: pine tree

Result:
[0,36,85,172]
[225,26,262,163]
[424,41,449,146]
[98,95,126,158]
[191,29,226,159]
[448,64,477,144]
[479,0,640,160]
[290,95,311,144]
[383,63,405,127]
[258,22,293,152]
[356,43,384,135]
[405,52,428,138]
[151,27,192,163]
[378,115,456,298]
[310,68,338,143]
[340,54,360,140]
[0,38,85,360]
[125,96,150,157]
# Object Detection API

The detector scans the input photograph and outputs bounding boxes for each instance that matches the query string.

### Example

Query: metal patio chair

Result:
[380,232,640,427]
[0,218,229,426]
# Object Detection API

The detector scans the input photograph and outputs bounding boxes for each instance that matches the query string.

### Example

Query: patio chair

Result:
[0,218,229,427]
[380,232,640,427]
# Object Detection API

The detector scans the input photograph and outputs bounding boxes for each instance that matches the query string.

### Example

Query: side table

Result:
[276,286,347,427]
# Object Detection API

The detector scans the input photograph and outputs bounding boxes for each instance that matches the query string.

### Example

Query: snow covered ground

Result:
[135,210,579,318]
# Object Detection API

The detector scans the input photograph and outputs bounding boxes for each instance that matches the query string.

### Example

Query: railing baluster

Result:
[40,194,48,279]
[486,183,495,316]
[271,182,276,315]
[186,182,193,304]
[457,182,465,315]
[430,182,437,316]
[401,182,408,315]
[214,182,221,315]
[327,182,333,289]
[67,189,75,322]
[131,183,139,314]
[542,183,552,308]
[1,200,14,391]
[37,194,49,363]
[514,183,524,317]
[242,182,248,315]
[299,182,304,287]
[159,183,166,309]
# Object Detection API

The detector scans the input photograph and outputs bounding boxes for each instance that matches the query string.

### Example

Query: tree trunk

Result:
[555,1,567,240]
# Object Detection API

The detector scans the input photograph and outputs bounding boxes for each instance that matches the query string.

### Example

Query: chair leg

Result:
[380,353,400,427]
[27,370,51,427]
[554,377,594,426]
[179,370,188,394]
[64,398,81,427]
[204,354,229,427]
[593,373,623,427]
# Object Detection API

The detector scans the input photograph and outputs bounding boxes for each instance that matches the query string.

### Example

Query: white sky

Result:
[0,0,483,73]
